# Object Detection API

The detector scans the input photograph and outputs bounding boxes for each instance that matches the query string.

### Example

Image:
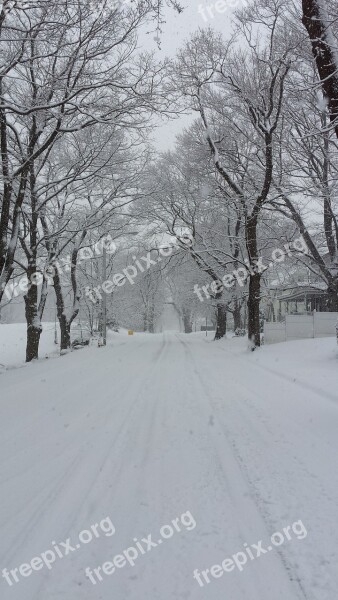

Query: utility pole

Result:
[102,246,107,346]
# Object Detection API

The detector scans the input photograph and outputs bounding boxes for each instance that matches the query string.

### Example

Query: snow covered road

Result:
[0,332,337,600]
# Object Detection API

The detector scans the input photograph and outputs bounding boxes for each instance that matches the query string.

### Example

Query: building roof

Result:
[276,284,327,302]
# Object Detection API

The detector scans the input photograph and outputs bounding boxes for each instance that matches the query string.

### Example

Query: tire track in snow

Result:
[31,335,170,600]
[1,337,168,600]
[174,334,309,600]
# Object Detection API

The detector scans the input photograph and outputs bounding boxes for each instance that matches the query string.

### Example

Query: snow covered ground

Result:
[0,323,58,369]
[0,330,337,599]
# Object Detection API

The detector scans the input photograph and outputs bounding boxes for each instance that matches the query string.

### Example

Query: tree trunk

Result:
[246,216,261,349]
[214,303,227,340]
[52,235,84,352]
[53,270,72,352]
[327,277,338,311]
[247,273,261,349]
[25,321,42,362]
[233,300,242,331]
[24,284,42,362]
[24,266,48,362]
[302,0,338,140]
[182,307,193,333]
[25,324,42,362]
[242,303,247,330]
[0,168,29,305]
[59,314,71,350]
[148,301,155,333]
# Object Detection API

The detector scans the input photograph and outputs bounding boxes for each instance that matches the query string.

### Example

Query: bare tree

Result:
[170,1,291,347]
[0,0,176,309]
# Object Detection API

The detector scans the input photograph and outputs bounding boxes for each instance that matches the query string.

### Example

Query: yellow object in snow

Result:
[128,330,134,336]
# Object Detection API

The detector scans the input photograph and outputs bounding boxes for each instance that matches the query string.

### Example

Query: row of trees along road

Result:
[1,0,338,357]
[0,0,180,360]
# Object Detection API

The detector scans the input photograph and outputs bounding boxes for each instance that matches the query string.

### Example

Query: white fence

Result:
[264,312,338,344]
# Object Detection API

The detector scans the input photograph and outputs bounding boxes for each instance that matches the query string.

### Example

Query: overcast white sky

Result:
[141,0,237,151]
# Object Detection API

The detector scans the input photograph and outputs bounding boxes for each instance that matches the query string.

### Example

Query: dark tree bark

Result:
[0,165,29,302]
[182,307,193,333]
[302,0,338,139]
[24,283,42,362]
[22,159,49,362]
[233,299,242,331]
[24,273,48,362]
[53,270,72,351]
[52,239,84,352]
[214,303,227,340]
[246,215,261,349]
[327,277,338,311]
[247,273,261,349]
[148,301,155,333]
